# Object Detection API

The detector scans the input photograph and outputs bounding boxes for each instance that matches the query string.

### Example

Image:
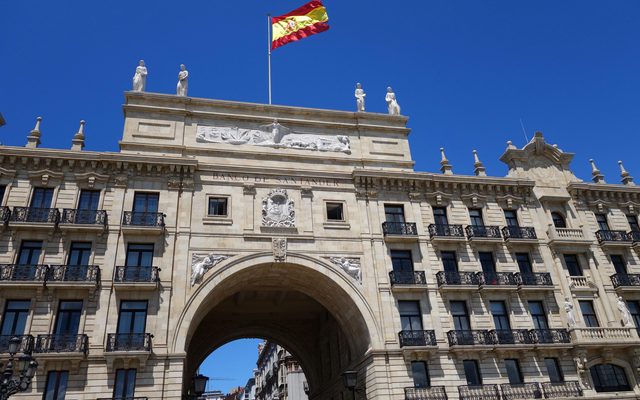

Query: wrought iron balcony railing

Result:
[490,329,533,345]
[595,230,632,243]
[0,335,34,354]
[389,271,427,285]
[478,272,517,286]
[122,211,165,227]
[106,333,152,352]
[447,330,494,346]
[0,264,48,282]
[458,384,500,400]
[35,334,88,354]
[0,206,10,224]
[428,224,464,238]
[10,207,60,224]
[60,208,107,226]
[47,265,100,284]
[398,330,437,347]
[382,221,418,236]
[97,398,149,400]
[502,226,537,240]
[404,386,448,400]
[630,230,640,243]
[436,271,479,287]
[529,329,571,344]
[114,266,160,283]
[611,273,640,288]
[465,225,502,239]
[514,272,553,287]
[500,382,542,400]
[540,381,583,398]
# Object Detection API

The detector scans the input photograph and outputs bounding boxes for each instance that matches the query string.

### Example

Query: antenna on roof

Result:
[519,118,529,143]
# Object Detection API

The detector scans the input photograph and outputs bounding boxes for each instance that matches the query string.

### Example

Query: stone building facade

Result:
[1,91,640,399]
[254,341,308,400]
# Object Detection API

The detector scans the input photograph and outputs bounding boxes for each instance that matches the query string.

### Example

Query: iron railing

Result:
[502,226,537,240]
[529,329,571,344]
[114,266,160,283]
[540,381,583,398]
[595,230,632,243]
[447,330,493,346]
[404,386,448,400]
[122,211,165,227]
[629,230,640,243]
[478,272,518,286]
[428,224,465,238]
[35,334,88,353]
[436,271,479,286]
[398,330,437,347]
[0,264,48,282]
[515,272,553,287]
[0,206,10,224]
[389,271,427,285]
[106,333,152,352]
[500,383,542,399]
[382,222,418,236]
[10,207,59,224]
[46,265,100,285]
[610,273,640,288]
[60,208,107,226]
[96,398,149,400]
[490,329,533,345]
[0,335,34,354]
[458,384,500,400]
[465,225,501,239]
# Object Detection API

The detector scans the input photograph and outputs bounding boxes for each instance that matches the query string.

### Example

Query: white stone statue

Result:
[564,297,577,328]
[329,257,362,283]
[177,64,189,96]
[385,86,401,115]
[355,83,366,112]
[191,253,229,286]
[132,60,147,92]
[617,296,634,327]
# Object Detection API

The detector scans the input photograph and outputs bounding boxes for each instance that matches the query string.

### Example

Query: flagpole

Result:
[267,14,272,105]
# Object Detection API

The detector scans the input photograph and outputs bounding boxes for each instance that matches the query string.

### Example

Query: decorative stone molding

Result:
[426,191,452,206]
[28,169,64,187]
[326,257,362,283]
[619,201,640,215]
[243,184,257,196]
[496,194,524,210]
[301,186,313,199]
[114,174,129,188]
[272,238,287,262]
[191,253,230,286]
[461,193,488,208]
[74,172,110,189]
[262,189,295,228]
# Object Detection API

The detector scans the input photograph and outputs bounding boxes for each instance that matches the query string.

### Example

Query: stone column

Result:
[243,184,256,232]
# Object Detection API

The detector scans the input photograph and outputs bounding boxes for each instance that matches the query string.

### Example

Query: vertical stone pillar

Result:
[243,184,256,231]
[301,186,314,234]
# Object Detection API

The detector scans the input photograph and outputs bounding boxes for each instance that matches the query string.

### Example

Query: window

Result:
[0,300,30,336]
[0,185,5,204]
[441,251,458,273]
[54,301,82,336]
[469,209,484,227]
[398,301,422,331]
[30,187,54,208]
[490,301,511,330]
[67,242,92,266]
[528,301,549,330]
[627,215,640,232]
[463,360,482,386]
[44,370,69,400]
[579,301,599,327]
[595,213,610,231]
[208,197,228,217]
[590,364,631,392]
[627,301,640,331]
[325,202,344,221]
[411,361,430,388]
[545,358,564,383]
[117,301,148,335]
[479,252,496,274]
[132,192,159,225]
[390,250,413,273]
[504,359,523,384]
[551,212,566,228]
[504,210,519,227]
[125,243,154,281]
[77,190,100,211]
[611,255,628,275]
[433,207,448,225]
[515,253,533,275]
[113,368,138,399]
[563,254,583,277]
[450,301,471,331]
[17,240,42,265]
[384,205,405,223]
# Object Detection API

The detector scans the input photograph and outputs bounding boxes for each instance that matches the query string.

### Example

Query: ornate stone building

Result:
[254,341,308,400]
[1,91,640,399]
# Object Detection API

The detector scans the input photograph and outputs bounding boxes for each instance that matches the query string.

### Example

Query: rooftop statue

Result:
[385,86,401,115]
[355,83,366,112]
[132,60,147,92]
[177,64,189,96]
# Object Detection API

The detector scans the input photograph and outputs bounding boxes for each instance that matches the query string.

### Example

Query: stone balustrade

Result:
[570,327,638,344]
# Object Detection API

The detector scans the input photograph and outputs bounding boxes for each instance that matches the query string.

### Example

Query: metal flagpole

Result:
[267,14,272,105]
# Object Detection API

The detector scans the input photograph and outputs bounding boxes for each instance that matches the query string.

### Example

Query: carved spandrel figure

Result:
[191,254,229,286]
[617,296,634,327]
[385,86,401,115]
[355,83,366,112]
[564,297,577,328]
[132,60,147,92]
[177,64,189,96]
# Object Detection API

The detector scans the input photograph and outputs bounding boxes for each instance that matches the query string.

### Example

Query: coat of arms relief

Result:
[262,189,295,228]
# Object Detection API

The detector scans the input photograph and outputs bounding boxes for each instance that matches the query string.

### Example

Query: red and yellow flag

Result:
[271,1,330,50]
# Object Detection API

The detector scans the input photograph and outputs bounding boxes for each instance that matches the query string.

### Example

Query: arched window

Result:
[590,364,631,392]
[551,212,566,228]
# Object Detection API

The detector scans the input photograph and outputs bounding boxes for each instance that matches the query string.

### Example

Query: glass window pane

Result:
[552,212,566,228]
[433,207,448,225]
[384,205,405,223]
[611,255,627,275]
[545,358,564,383]
[441,251,458,273]
[504,210,519,227]
[505,359,523,384]
[391,250,413,272]
[515,253,532,274]
[463,360,481,385]
[564,254,583,276]
[326,203,343,221]
[78,190,100,210]
[1,300,30,335]
[411,361,430,388]
[479,252,495,273]
[579,301,599,327]
[30,187,54,208]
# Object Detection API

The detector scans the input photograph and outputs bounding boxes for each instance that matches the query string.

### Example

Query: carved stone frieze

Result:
[262,189,295,228]
[272,238,287,262]
[327,257,362,283]
[190,253,230,286]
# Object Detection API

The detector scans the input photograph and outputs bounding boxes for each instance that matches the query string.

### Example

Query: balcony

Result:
[611,273,640,292]
[59,208,107,232]
[0,264,48,286]
[436,271,479,291]
[478,272,518,290]
[389,271,427,288]
[465,225,502,244]
[404,386,448,400]
[428,224,465,243]
[490,329,533,346]
[570,327,638,347]
[458,384,500,400]
[631,230,640,249]
[34,334,88,354]
[500,383,542,400]
[398,330,437,348]
[540,381,583,398]
[0,264,100,289]
[447,330,493,347]
[106,333,153,352]
[547,226,592,249]
[121,211,165,235]
[0,335,34,354]
[567,275,597,294]
[529,329,571,345]
[596,230,632,248]
[9,207,59,228]
[0,206,10,225]
[113,266,160,290]
[382,222,418,242]
[502,226,537,244]
[515,272,553,291]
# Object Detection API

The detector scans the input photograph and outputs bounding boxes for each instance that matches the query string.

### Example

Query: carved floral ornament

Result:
[262,189,295,228]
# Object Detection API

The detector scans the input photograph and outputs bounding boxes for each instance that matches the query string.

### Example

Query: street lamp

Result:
[342,370,358,400]
[0,336,38,400]
[192,374,209,398]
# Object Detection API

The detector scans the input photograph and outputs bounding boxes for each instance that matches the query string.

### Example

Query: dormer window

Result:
[551,212,566,228]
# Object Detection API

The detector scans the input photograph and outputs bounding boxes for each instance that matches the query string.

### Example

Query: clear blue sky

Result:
[200,339,263,394]
[2,0,640,392]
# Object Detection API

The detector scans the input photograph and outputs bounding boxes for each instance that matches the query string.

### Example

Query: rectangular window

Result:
[208,197,228,217]
[469,209,484,227]
[113,368,137,399]
[463,360,482,386]
[67,242,92,266]
[30,187,54,208]
[579,300,599,327]
[17,241,42,265]
[133,192,159,213]
[490,301,511,330]
[411,361,430,388]
[627,301,640,331]
[479,252,496,274]
[563,254,583,276]
[544,358,564,383]
[450,301,471,331]
[398,301,422,331]
[595,213,610,231]
[504,210,519,227]
[515,253,533,275]
[441,251,458,273]
[0,185,5,204]
[325,202,344,221]
[77,190,100,210]
[528,301,549,330]
[44,370,69,400]
[390,250,413,273]
[627,215,640,232]
[117,301,148,334]
[54,301,83,335]
[433,207,448,226]
[126,244,154,267]
[611,255,628,275]
[504,359,523,384]
[0,300,30,336]
[384,205,405,223]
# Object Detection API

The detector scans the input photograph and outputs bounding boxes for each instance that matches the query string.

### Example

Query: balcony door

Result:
[595,214,610,231]
[113,368,137,400]
[384,205,405,223]
[411,361,430,388]
[53,301,82,350]
[627,215,640,232]
[441,251,458,274]
[528,301,549,330]
[0,300,30,350]
[469,209,484,227]
[398,301,423,332]
[30,187,54,209]
[626,301,640,333]
[611,255,628,275]
[76,190,100,224]
[563,254,583,276]
[515,253,533,275]
[433,207,448,226]
[124,244,154,281]
[490,301,511,331]
[391,250,414,275]
[463,360,482,386]
[16,241,42,280]
[117,301,148,349]
[132,192,159,225]
[450,301,471,331]
[504,210,519,227]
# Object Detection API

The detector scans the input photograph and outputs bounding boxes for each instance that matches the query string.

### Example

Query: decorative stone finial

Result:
[619,161,635,186]
[440,147,453,175]
[590,159,606,184]
[473,150,487,176]
[506,140,516,150]
[26,116,42,148]
[71,120,86,151]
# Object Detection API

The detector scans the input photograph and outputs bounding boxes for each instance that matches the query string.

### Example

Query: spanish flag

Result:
[271,1,330,50]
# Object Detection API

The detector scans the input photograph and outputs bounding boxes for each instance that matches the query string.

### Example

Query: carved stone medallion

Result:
[262,189,295,228]
[272,238,287,262]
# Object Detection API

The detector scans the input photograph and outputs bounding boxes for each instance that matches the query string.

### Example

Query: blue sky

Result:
[2,0,640,393]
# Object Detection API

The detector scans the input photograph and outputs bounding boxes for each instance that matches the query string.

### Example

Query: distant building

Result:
[223,387,244,400]
[201,390,224,400]
[244,376,256,400]
[254,342,308,400]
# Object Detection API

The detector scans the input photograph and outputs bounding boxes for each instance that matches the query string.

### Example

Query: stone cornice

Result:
[568,182,640,204]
